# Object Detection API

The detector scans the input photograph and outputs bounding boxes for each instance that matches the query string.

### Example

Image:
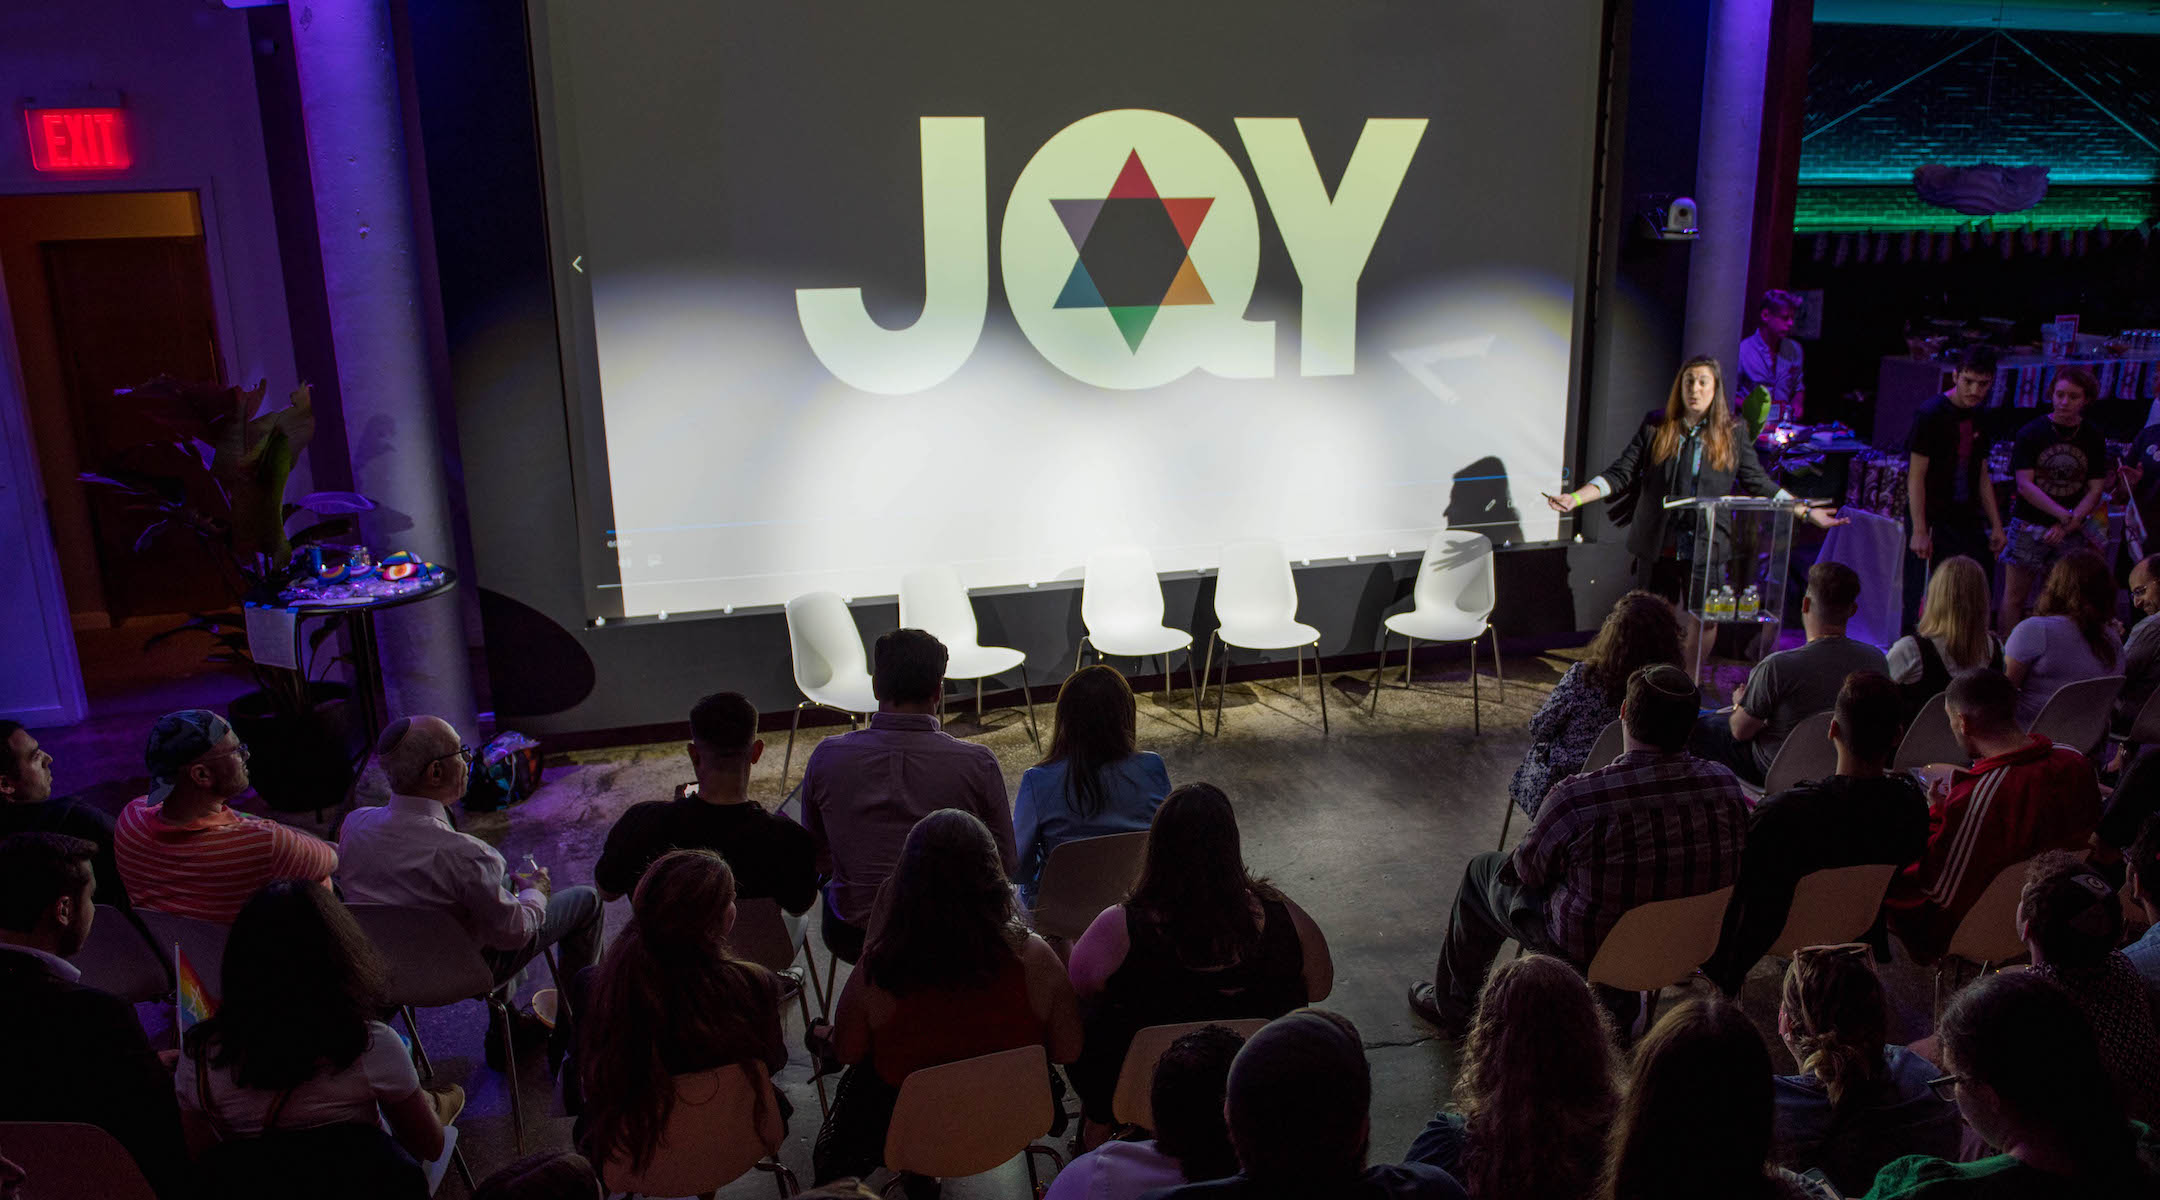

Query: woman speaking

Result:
[1545,357,1843,649]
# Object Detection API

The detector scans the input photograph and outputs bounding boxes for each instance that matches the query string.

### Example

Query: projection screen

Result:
[528,0,1606,621]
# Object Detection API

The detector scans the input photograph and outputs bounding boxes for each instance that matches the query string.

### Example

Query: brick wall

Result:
[1800,26,2160,230]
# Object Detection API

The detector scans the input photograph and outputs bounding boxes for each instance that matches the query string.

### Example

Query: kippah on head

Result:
[1623,663,1699,752]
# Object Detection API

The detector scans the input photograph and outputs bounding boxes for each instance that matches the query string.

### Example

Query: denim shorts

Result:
[1999,515,2101,571]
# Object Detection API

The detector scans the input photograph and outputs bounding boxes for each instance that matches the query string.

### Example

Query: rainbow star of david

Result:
[1051,150,1215,351]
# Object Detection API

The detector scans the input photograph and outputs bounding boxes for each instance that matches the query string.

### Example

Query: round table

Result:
[280,568,460,758]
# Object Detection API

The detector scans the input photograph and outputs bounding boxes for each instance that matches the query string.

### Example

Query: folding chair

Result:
[882,1045,1066,1198]
[1108,1018,1270,1131]
[598,1063,799,1199]
[730,897,831,1115]
[348,902,568,1158]
[1029,831,1149,944]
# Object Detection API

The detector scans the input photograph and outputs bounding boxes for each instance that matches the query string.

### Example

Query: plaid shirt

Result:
[1513,749,1749,964]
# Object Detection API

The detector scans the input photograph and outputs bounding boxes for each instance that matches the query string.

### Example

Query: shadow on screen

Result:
[1444,456,1523,548]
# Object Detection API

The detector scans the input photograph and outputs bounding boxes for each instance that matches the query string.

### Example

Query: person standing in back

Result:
[799,629,1014,963]
[1998,367,2112,632]
[1905,346,2008,581]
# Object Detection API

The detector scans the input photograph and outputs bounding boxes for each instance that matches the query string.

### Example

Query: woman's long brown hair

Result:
[2034,549,2120,667]
[1582,591,1685,705]
[581,850,776,1176]
[1456,955,1620,1200]
[1648,356,1737,474]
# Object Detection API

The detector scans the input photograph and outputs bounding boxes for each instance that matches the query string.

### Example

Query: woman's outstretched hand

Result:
[1543,491,1577,513]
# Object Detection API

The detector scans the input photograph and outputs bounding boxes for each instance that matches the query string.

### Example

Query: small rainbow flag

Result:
[175,945,217,1035]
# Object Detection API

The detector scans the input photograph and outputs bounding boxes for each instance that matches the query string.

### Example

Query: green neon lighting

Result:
[1794,186,2158,233]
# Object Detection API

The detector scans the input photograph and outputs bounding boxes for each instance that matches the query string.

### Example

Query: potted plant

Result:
[81,378,377,812]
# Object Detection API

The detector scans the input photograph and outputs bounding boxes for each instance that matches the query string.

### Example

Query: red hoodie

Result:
[1885,734,2100,959]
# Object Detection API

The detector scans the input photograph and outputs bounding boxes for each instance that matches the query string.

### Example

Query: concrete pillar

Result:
[288,0,476,734]
[1683,0,1777,368]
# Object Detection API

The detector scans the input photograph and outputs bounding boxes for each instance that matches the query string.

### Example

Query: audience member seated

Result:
[114,709,338,923]
[810,809,1081,1187]
[2003,549,2121,731]
[1508,590,1683,820]
[1886,558,2001,721]
[0,720,124,906]
[800,629,1015,964]
[592,692,816,910]
[1411,664,1746,1034]
[1143,1009,1467,1200]
[1693,562,1887,786]
[177,881,460,1200]
[1405,954,1618,1200]
[0,834,189,1199]
[1601,996,1815,1200]
[1014,665,1171,908]
[1068,784,1332,1148]
[1706,672,1929,994]
[2128,815,2160,986]
[338,715,602,1063]
[1885,670,2102,960]
[2097,749,2160,870]
[1044,1024,1242,1200]
[1861,971,2160,1197]
[2115,554,2160,736]
[576,849,788,1175]
[1771,944,1960,1194]
[2016,851,2160,1126]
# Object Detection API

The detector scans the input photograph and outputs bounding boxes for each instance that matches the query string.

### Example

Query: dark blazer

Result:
[1596,412,1784,562]
[0,946,192,1198]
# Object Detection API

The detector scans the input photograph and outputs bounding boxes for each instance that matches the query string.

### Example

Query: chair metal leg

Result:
[492,995,527,1153]
[1188,649,1203,728]
[1019,662,1042,748]
[1295,644,1304,691]
[400,1006,435,1082]
[1026,1144,1066,1197]
[756,1158,800,1197]
[1208,632,1231,736]
[1199,631,1219,735]
[1313,641,1329,734]
[1489,628,1506,702]
[1370,632,1390,714]
[1470,637,1482,735]
[1496,794,1515,851]
[781,703,808,795]
[1073,636,1091,676]
[451,1146,476,1192]
[794,982,831,1117]
[1405,637,1416,687]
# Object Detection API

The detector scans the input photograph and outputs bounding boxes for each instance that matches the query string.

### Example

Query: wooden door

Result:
[43,235,228,620]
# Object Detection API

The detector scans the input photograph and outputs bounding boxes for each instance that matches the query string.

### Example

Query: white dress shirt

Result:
[336,793,544,952]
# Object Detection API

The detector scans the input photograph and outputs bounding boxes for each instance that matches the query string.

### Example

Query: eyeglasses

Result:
[431,745,476,768]
[1925,1073,1965,1102]
[2134,581,2159,600]
[205,743,251,764]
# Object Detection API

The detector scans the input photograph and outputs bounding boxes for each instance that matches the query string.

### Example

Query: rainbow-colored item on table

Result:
[175,945,217,1035]
[377,550,437,582]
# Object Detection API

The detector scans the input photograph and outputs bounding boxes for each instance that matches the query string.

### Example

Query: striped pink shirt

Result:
[114,798,339,923]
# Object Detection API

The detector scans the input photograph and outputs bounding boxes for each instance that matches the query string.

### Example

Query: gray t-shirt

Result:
[1739,634,1890,772]
[2003,614,2122,729]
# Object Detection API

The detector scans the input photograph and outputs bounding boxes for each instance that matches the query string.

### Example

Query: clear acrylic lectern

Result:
[1660,495,1798,684]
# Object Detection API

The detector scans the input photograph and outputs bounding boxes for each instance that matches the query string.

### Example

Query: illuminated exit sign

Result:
[25,108,132,172]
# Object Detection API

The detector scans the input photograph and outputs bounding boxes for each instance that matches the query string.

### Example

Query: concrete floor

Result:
[85,644,1951,1198]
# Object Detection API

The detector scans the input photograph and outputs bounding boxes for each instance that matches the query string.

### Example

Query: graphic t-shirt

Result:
[1905,396,1991,515]
[2008,416,2111,524]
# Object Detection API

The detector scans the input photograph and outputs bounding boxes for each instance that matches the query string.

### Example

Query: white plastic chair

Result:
[1203,540,1328,735]
[783,591,881,792]
[1370,530,1502,732]
[1932,859,2033,1020]
[1760,710,1839,796]
[900,566,1039,746]
[1109,1018,1269,1130]
[1080,545,1201,726]
[1893,692,1968,770]
[1765,863,1899,958]
[75,905,170,1002]
[347,902,562,1159]
[599,1064,797,1199]
[881,1044,1066,1197]
[2026,674,2125,756]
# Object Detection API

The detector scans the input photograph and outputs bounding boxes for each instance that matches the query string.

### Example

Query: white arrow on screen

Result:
[1390,334,1496,405]
[572,255,584,273]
